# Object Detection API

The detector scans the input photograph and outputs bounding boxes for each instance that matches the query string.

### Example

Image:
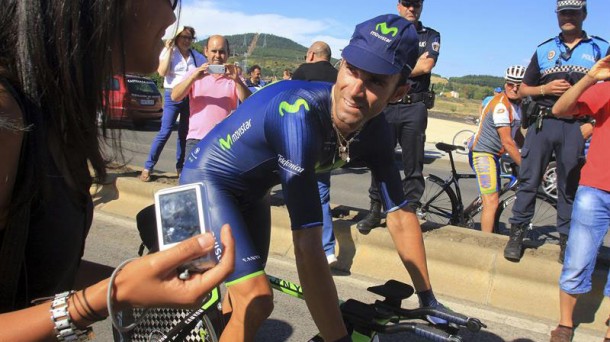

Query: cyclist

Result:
[469,65,525,233]
[181,14,447,341]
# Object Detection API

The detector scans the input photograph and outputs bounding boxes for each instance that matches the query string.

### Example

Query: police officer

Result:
[357,0,441,232]
[504,0,609,263]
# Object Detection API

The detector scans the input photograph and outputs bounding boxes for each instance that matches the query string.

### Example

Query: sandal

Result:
[139,169,151,182]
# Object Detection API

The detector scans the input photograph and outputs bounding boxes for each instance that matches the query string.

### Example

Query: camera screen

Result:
[158,189,201,245]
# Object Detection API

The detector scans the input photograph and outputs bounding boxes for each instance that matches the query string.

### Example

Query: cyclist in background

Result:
[181,14,449,341]
[480,86,503,112]
[469,66,525,233]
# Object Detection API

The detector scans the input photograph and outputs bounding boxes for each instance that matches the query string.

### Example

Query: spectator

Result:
[357,0,441,233]
[292,40,339,264]
[282,68,293,80]
[180,14,449,341]
[140,26,206,182]
[481,86,503,111]
[469,66,525,233]
[171,35,251,157]
[549,54,610,342]
[245,64,266,92]
[0,0,234,340]
[293,41,337,82]
[504,0,610,263]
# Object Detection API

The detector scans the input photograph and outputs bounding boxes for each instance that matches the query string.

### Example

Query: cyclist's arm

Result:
[293,228,347,341]
[497,126,521,166]
[385,208,432,292]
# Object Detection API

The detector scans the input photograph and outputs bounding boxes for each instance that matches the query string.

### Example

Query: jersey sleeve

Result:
[358,117,407,212]
[264,92,324,229]
[576,82,610,118]
[491,102,511,127]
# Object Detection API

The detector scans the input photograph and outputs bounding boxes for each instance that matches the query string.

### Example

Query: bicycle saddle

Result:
[436,142,465,153]
[367,280,415,304]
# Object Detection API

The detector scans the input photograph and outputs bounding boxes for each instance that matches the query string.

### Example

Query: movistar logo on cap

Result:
[375,22,398,37]
[371,22,398,43]
[279,99,310,116]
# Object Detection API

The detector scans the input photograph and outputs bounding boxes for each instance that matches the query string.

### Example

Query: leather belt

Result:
[400,92,429,104]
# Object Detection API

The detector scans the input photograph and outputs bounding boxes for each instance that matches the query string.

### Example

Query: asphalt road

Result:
[87,211,601,341]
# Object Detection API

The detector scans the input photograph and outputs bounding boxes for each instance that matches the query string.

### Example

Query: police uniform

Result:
[509,33,609,244]
[367,21,440,211]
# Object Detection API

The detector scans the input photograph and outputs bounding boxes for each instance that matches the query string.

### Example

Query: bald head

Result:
[306,41,332,63]
[205,35,229,64]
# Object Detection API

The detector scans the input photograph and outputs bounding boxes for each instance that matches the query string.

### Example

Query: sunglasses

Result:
[400,0,422,9]
[506,82,521,88]
[168,0,179,10]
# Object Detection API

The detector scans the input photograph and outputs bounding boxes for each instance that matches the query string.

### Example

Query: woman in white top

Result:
[141,26,206,181]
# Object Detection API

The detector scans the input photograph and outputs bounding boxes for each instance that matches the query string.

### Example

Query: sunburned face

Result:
[331,61,407,133]
[118,0,176,74]
[504,82,521,101]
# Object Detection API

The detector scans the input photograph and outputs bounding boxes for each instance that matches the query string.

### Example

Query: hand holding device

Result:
[155,183,218,273]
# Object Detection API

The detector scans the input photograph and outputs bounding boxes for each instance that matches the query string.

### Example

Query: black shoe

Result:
[558,234,568,264]
[357,201,382,234]
[504,223,528,262]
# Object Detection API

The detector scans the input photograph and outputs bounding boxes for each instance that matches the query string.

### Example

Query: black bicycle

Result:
[418,142,557,237]
[115,205,487,342]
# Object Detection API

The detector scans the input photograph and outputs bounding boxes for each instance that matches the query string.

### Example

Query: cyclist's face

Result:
[504,82,521,101]
[332,60,407,131]
[119,0,176,74]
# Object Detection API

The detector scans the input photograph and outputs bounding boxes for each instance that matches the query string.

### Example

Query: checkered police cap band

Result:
[556,0,586,12]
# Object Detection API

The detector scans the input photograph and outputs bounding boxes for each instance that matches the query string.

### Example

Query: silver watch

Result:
[50,291,92,341]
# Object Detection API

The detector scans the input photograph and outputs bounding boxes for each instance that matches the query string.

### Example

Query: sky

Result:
[173,0,610,78]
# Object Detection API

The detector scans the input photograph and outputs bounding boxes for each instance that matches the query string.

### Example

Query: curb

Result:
[92,172,610,334]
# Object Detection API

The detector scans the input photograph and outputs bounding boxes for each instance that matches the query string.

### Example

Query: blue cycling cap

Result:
[341,14,418,75]
[494,87,502,93]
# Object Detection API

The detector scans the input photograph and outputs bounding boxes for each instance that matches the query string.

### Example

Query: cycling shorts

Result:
[470,152,501,195]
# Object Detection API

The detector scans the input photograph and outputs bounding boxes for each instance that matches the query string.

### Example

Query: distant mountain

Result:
[199,33,339,79]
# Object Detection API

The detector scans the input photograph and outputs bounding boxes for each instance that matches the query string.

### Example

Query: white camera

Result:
[207,64,226,74]
[154,183,217,272]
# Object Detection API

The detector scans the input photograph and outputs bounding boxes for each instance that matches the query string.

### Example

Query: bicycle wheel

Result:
[199,315,220,342]
[451,129,474,155]
[495,194,557,241]
[540,160,558,200]
[417,175,459,227]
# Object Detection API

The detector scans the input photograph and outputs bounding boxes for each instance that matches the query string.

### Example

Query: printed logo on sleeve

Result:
[279,98,310,116]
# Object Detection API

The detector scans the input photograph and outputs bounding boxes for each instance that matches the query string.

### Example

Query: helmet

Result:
[505,65,526,83]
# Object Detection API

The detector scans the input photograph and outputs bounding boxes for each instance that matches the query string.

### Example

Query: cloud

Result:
[168,0,349,58]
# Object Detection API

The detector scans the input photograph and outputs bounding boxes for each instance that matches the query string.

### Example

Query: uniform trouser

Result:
[509,118,585,235]
[144,90,190,171]
[369,102,428,210]
[317,172,335,257]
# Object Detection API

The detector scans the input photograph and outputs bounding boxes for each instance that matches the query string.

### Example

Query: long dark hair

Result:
[2,0,126,201]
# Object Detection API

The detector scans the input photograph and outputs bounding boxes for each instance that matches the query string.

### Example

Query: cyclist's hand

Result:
[113,224,234,309]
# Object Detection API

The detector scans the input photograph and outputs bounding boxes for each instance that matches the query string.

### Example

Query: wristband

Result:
[50,291,93,341]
